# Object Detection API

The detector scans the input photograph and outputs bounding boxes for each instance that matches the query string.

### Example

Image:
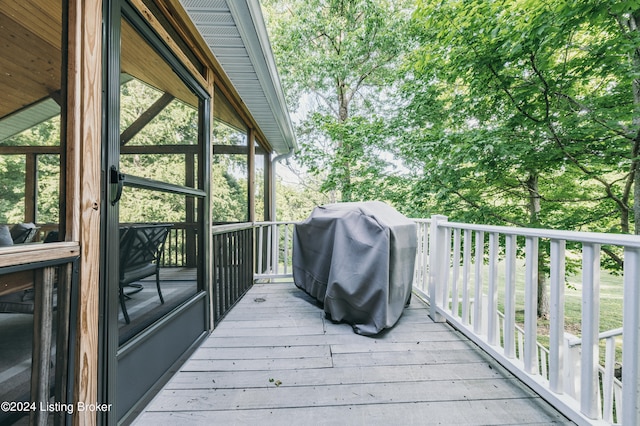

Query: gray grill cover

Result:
[293,201,417,335]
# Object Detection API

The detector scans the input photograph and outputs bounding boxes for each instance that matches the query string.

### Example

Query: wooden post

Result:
[67,0,102,424]
[262,149,271,221]
[29,267,55,426]
[25,153,37,223]
[207,68,215,331]
[247,128,256,222]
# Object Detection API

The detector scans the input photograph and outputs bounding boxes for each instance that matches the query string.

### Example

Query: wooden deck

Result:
[133,282,571,425]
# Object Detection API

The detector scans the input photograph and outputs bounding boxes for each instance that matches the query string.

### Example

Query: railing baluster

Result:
[274,224,280,275]
[451,228,461,317]
[442,227,451,308]
[284,224,290,274]
[462,229,472,325]
[504,234,516,359]
[581,243,601,419]
[473,231,484,335]
[257,225,264,274]
[422,222,429,295]
[602,336,616,423]
[487,232,499,346]
[549,239,565,393]
[524,236,539,375]
[622,247,640,426]
[540,348,548,379]
[517,330,524,361]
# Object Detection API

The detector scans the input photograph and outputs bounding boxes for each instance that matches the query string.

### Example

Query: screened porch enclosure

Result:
[0,1,276,423]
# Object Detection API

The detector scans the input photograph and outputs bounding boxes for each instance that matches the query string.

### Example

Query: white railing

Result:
[252,217,640,425]
[254,221,297,280]
[416,215,640,426]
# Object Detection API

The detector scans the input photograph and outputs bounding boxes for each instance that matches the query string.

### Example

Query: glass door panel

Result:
[116,17,205,345]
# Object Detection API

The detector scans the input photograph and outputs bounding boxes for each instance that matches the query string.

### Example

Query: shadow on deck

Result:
[133,282,571,425]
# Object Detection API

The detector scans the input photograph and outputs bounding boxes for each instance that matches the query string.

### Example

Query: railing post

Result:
[428,215,448,322]
[622,247,640,426]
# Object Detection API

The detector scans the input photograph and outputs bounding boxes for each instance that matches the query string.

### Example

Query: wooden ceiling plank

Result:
[0,3,61,50]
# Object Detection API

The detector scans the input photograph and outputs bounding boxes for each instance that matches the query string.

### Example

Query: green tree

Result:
[0,116,61,224]
[264,0,411,202]
[399,0,640,316]
[405,0,640,234]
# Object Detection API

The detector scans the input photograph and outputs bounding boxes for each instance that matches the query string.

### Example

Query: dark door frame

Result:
[100,1,211,423]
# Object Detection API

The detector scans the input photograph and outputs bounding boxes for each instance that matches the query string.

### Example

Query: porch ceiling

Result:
[180,0,297,154]
[1,0,296,154]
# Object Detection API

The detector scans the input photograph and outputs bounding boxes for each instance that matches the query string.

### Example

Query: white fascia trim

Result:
[227,0,297,152]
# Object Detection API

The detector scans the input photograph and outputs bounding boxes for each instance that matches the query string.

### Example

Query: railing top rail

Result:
[567,327,624,347]
[0,242,80,268]
[411,218,432,224]
[212,222,255,234]
[432,219,640,248]
[254,221,301,226]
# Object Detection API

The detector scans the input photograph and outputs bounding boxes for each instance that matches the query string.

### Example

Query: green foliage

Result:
[264,0,412,203]
[211,120,250,223]
[0,155,26,223]
[118,79,203,223]
[401,0,640,243]
[0,116,61,224]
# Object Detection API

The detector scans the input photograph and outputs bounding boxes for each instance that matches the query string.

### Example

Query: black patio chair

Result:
[118,224,172,324]
[10,223,39,244]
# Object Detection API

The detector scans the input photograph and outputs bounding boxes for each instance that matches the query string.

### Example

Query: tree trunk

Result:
[338,88,352,202]
[624,10,640,234]
[526,173,549,318]
[633,28,640,235]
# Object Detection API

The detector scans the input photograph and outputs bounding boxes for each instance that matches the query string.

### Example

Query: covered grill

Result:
[293,201,417,335]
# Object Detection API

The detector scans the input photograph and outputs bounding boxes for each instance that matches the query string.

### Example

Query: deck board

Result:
[133,283,572,425]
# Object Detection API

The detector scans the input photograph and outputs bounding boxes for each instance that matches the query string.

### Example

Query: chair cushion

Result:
[0,225,13,246]
[121,263,157,286]
[0,289,57,314]
[0,290,34,314]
